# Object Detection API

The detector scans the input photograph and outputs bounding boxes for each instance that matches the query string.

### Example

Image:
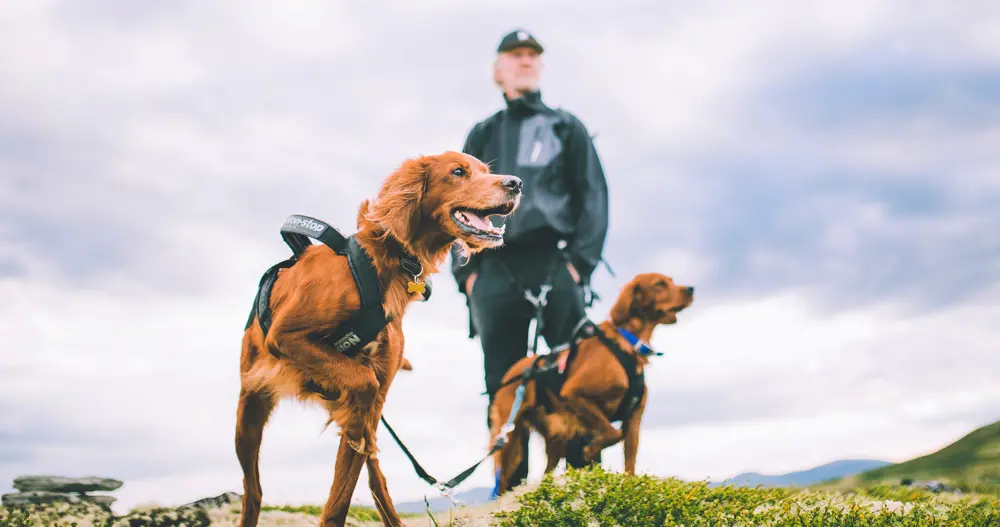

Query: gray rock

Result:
[1,490,116,507]
[180,491,242,510]
[13,475,123,493]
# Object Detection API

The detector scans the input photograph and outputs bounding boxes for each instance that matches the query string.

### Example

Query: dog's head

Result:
[365,151,521,259]
[609,272,694,327]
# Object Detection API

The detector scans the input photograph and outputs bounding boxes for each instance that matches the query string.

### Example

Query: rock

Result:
[107,506,210,527]
[180,491,242,510]
[2,490,116,508]
[13,475,123,493]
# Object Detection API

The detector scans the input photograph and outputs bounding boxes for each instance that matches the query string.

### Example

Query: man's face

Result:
[494,47,542,93]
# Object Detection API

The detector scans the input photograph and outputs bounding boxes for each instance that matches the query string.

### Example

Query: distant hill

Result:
[394,486,494,514]
[852,419,1000,491]
[718,459,891,488]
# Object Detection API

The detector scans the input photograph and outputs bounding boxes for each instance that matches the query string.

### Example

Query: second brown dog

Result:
[487,272,694,496]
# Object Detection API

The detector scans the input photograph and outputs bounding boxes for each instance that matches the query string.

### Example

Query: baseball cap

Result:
[497,29,544,54]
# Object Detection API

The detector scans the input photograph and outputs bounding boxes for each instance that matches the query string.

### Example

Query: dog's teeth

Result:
[498,224,506,234]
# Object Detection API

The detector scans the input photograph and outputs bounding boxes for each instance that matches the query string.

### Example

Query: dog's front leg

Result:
[365,364,407,525]
[621,391,647,475]
[320,431,370,527]
[366,454,406,527]
[493,421,528,496]
[268,327,380,453]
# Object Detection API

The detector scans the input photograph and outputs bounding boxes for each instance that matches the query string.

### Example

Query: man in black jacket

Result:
[450,29,610,492]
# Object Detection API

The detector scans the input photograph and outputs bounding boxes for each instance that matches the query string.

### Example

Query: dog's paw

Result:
[583,443,603,462]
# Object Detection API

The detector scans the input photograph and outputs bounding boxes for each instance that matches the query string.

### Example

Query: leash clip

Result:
[434,483,464,507]
[524,284,552,308]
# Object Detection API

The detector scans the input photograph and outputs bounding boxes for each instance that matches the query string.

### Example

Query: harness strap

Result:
[585,321,646,423]
[250,214,428,357]
[324,237,393,356]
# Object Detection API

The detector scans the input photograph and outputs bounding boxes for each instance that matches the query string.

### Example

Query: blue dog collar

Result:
[616,327,662,357]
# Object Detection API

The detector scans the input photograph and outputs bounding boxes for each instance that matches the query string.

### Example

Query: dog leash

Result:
[378,414,513,504]
[379,358,540,501]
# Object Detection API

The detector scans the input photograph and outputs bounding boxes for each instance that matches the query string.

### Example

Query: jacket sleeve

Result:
[451,121,487,294]
[563,114,609,284]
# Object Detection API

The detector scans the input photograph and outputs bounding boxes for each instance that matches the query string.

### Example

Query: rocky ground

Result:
[0,492,523,527]
[0,473,527,527]
[0,472,527,527]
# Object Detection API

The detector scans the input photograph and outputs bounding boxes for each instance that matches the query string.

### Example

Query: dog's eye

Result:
[655,280,668,288]
[451,167,467,177]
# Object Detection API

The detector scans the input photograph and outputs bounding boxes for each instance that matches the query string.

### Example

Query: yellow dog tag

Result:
[407,281,425,295]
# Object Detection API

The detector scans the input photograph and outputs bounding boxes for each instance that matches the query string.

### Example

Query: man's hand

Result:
[567,262,580,284]
[465,273,477,295]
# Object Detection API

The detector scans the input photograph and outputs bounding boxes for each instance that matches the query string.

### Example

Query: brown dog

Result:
[236,151,521,527]
[487,272,694,496]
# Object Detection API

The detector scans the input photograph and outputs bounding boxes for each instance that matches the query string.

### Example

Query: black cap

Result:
[497,29,544,54]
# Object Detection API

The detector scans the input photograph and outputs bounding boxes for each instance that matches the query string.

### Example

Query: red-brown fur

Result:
[487,273,694,496]
[235,151,521,527]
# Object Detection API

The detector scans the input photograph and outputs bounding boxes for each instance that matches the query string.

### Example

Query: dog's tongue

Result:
[462,211,492,231]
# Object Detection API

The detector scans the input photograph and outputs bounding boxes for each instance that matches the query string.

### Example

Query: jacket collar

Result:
[503,90,547,117]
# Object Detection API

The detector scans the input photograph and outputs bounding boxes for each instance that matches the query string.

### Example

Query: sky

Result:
[2,0,999,515]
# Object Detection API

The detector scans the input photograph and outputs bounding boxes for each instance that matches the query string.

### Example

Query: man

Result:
[451,29,610,492]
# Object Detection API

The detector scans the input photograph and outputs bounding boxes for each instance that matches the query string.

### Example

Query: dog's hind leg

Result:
[235,388,275,527]
[543,438,566,474]
[559,394,623,462]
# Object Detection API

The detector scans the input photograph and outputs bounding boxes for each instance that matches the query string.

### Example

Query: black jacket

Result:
[451,91,610,293]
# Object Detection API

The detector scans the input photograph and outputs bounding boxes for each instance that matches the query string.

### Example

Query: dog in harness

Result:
[487,272,695,497]
[235,152,521,527]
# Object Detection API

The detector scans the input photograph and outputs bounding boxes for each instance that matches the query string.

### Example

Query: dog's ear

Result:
[367,157,430,245]
[610,277,642,326]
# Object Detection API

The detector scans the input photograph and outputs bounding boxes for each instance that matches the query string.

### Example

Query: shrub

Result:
[493,465,1000,527]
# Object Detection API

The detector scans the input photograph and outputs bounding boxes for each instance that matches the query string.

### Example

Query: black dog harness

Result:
[245,214,430,357]
[496,317,649,424]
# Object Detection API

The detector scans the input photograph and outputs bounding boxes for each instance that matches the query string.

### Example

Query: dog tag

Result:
[407,281,425,295]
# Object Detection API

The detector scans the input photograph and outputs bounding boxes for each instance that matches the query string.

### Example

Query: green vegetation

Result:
[261,502,423,522]
[492,465,1000,527]
[849,420,1000,494]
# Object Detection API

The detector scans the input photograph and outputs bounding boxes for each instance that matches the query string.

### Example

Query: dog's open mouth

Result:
[656,304,688,318]
[451,202,516,240]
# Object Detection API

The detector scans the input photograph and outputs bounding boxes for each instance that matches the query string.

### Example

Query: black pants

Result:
[467,245,598,488]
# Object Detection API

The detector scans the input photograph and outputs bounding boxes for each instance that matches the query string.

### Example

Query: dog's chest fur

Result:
[243,338,388,406]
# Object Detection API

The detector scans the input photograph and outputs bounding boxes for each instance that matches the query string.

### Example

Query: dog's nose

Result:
[501,176,522,194]
[685,286,695,296]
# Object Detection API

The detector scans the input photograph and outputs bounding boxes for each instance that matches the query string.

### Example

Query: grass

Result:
[6,471,1000,526]
[260,503,424,522]
[491,465,1000,527]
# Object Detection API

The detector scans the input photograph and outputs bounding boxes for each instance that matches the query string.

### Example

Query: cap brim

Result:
[498,41,544,54]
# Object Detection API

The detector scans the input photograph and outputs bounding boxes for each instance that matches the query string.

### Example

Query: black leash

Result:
[379,354,550,498]
[379,414,505,499]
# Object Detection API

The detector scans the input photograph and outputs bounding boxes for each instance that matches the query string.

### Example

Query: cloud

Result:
[1,0,999,516]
